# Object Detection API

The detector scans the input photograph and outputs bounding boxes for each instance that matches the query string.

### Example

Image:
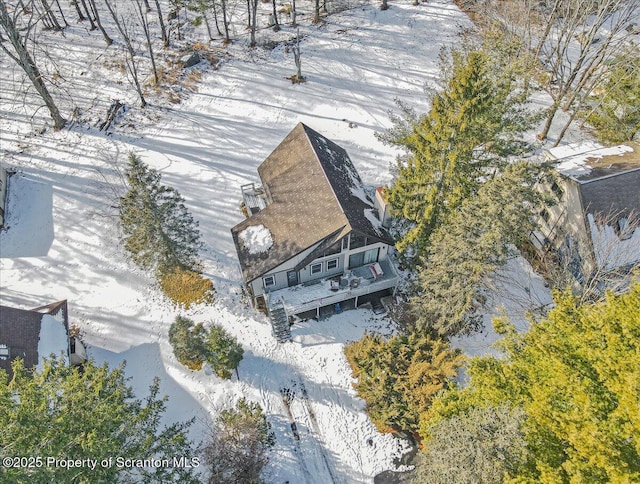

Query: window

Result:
[263,275,275,288]
[323,242,341,257]
[310,263,322,275]
[350,233,367,250]
[326,259,338,271]
[551,181,564,200]
[540,209,550,223]
[0,345,9,360]
[341,236,349,250]
[363,247,379,264]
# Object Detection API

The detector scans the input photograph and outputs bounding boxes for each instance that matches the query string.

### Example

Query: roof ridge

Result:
[301,124,348,220]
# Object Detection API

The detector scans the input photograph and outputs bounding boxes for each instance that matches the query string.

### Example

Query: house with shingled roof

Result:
[533,141,640,276]
[231,123,398,341]
[0,300,87,380]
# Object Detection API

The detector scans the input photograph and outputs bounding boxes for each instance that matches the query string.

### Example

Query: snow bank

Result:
[239,224,273,254]
[37,315,69,371]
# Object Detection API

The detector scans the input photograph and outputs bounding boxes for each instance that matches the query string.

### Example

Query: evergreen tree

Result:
[584,47,640,143]
[414,405,527,484]
[169,316,209,370]
[381,47,533,259]
[206,324,243,379]
[120,154,203,275]
[0,358,198,483]
[424,283,640,482]
[344,331,463,434]
[202,398,275,484]
[412,162,546,336]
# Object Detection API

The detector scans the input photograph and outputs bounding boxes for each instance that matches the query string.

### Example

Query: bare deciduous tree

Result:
[0,0,66,129]
[88,0,112,44]
[153,0,168,47]
[134,0,158,85]
[103,0,146,107]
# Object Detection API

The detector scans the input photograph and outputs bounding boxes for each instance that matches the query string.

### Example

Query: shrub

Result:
[168,317,209,370]
[203,398,275,484]
[344,332,463,434]
[206,325,244,379]
[159,267,215,309]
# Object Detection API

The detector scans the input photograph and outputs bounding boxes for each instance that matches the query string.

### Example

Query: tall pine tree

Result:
[120,154,203,275]
[382,47,533,259]
[0,358,198,483]
[412,162,546,337]
[344,331,463,434]
[424,283,640,482]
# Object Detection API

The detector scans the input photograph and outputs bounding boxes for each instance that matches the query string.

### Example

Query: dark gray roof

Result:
[0,301,69,380]
[580,168,640,220]
[231,123,393,283]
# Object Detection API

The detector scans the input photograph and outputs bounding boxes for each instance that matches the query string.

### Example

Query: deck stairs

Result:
[268,298,291,343]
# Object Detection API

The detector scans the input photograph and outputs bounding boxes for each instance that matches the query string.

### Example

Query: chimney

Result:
[374,187,392,228]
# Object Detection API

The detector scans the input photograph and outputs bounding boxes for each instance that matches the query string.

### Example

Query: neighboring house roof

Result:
[546,142,640,270]
[0,300,70,380]
[231,123,393,283]
[547,141,640,182]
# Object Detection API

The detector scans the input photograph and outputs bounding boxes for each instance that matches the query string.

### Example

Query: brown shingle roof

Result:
[231,123,392,283]
[0,300,69,380]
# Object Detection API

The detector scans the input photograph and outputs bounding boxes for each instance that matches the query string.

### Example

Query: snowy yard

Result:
[0,0,556,481]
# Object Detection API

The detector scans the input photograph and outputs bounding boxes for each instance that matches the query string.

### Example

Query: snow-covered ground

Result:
[1,0,559,481]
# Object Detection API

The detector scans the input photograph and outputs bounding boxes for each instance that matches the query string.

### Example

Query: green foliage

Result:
[425,283,640,483]
[169,316,209,370]
[344,332,463,434]
[0,358,197,483]
[120,153,203,275]
[381,46,534,259]
[414,405,528,484]
[159,267,215,309]
[584,47,640,143]
[206,324,244,379]
[169,318,243,377]
[203,398,275,484]
[412,162,546,337]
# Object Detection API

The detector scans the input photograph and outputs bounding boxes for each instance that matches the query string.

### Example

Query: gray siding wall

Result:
[250,237,392,298]
[299,254,345,284]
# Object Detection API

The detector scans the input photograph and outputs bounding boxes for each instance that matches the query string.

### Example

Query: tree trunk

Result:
[271,0,279,31]
[40,0,62,30]
[143,0,150,12]
[88,0,112,44]
[250,0,257,47]
[136,0,158,85]
[79,0,96,29]
[71,0,86,21]
[291,0,296,26]
[221,0,229,42]
[103,0,146,107]
[0,0,66,129]
[53,0,69,27]
[153,0,168,48]
[538,100,560,140]
[313,0,319,23]
[210,2,222,36]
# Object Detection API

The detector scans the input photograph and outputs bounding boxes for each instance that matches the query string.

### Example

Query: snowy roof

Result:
[231,123,393,283]
[550,142,640,182]
[0,300,70,379]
